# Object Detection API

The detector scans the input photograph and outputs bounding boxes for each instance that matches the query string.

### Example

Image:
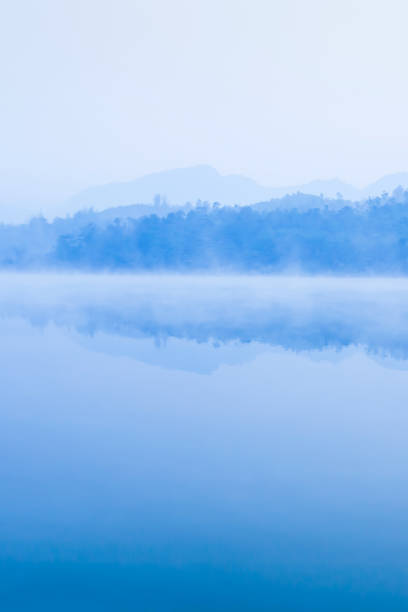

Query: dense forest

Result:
[1,190,408,273]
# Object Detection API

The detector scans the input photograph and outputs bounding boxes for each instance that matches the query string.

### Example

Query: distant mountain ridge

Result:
[2,166,408,223]
[64,166,408,214]
[360,173,408,199]
[65,166,271,211]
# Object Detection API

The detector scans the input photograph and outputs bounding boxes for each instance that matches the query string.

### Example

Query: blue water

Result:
[1,274,408,610]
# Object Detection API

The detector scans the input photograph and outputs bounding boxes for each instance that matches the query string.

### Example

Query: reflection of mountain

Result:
[2,275,408,370]
[74,333,267,374]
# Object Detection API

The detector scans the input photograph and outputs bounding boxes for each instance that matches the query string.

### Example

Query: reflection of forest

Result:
[1,275,408,360]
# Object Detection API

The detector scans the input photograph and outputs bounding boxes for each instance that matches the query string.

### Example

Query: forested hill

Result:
[2,190,408,273]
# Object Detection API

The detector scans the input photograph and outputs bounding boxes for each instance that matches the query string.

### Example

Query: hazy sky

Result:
[2,0,408,208]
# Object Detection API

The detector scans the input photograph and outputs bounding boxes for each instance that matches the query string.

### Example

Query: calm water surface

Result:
[1,274,408,610]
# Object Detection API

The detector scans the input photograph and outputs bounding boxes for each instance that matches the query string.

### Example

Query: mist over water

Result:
[2,274,408,610]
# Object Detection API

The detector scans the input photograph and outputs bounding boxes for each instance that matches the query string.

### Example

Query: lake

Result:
[1,274,408,610]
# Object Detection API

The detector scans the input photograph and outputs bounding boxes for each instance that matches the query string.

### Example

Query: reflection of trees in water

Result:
[2,275,408,361]
[13,304,408,362]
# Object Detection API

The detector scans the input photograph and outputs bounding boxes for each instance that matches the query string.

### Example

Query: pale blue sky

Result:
[1,0,408,212]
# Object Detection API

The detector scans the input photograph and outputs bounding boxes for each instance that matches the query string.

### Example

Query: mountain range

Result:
[64,166,408,214]
[2,166,408,223]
